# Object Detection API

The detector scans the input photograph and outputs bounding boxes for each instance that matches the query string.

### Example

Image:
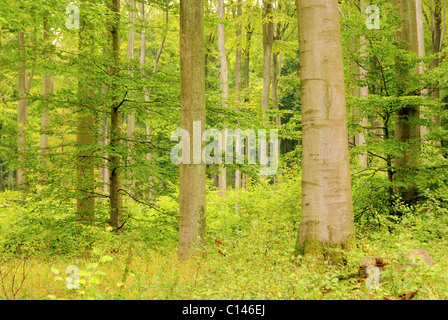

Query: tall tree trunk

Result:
[393,0,421,203]
[353,35,368,168]
[99,113,109,199]
[179,0,207,261]
[260,0,273,169]
[17,31,30,187]
[272,6,287,139]
[261,1,273,118]
[295,0,355,262]
[205,31,219,189]
[430,0,443,138]
[217,0,228,197]
[109,0,124,231]
[234,0,242,190]
[244,23,253,103]
[126,0,136,191]
[140,2,153,198]
[242,22,253,188]
[77,4,96,222]
[41,18,55,176]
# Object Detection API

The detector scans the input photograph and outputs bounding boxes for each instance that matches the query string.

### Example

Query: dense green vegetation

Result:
[0,0,448,300]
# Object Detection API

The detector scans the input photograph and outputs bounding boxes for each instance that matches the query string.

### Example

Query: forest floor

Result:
[1,182,448,300]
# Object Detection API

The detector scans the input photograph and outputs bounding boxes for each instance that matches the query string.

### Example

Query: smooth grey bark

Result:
[217,0,228,197]
[295,0,356,261]
[40,18,55,172]
[234,0,242,189]
[178,0,207,261]
[126,0,136,191]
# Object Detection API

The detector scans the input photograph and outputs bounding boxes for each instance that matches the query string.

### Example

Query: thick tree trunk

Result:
[179,0,207,261]
[295,0,356,262]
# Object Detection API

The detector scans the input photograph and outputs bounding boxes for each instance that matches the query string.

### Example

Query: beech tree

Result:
[126,0,136,191]
[76,0,96,222]
[261,0,273,127]
[109,0,124,231]
[234,0,243,189]
[295,0,355,261]
[40,17,55,171]
[178,0,207,261]
[217,0,228,197]
[393,0,422,202]
[17,31,33,187]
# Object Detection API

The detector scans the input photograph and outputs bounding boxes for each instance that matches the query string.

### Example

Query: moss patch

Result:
[295,234,356,265]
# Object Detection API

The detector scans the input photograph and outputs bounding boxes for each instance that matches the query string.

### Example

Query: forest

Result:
[0,0,447,301]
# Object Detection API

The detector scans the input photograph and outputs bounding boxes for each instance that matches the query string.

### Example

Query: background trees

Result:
[0,0,447,289]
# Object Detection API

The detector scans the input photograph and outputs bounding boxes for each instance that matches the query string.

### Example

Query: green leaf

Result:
[54,276,64,281]
[50,267,60,275]
[100,255,113,263]
[89,277,101,285]
[47,295,57,300]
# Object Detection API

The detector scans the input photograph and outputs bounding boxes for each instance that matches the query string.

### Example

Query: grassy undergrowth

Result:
[0,174,447,300]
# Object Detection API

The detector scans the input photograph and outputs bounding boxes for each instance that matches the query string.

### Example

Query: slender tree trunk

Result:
[76,5,96,222]
[109,0,124,232]
[99,113,109,199]
[244,24,253,103]
[430,0,443,136]
[17,31,28,187]
[393,0,421,202]
[40,18,55,175]
[179,0,206,261]
[260,0,273,170]
[272,49,281,156]
[353,35,368,167]
[205,31,219,189]
[261,1,273,123]
[126,0,136,192]
[140,3,168,198]
[295,0,356,262]
[140,2,153,198]
[418,0,430,140]
[234,0,242,189]
[217,0,228,197]
[272,8,286,137]
[242,22,253,188]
